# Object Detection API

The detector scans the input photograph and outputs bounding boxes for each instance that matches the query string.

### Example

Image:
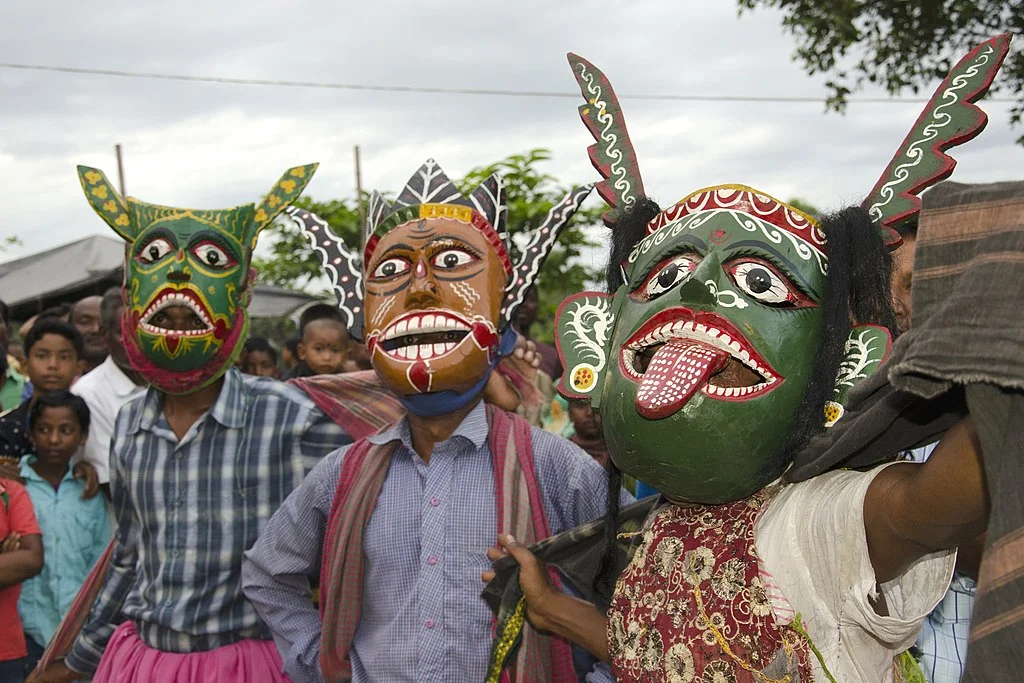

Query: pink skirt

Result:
[93,622,292,683]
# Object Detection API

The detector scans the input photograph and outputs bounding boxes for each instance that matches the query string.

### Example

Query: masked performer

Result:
[242,160,628,682]
[35,164,353,683]
[491,35,1011,683]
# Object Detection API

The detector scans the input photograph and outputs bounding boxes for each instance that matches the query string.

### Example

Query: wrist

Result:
[533,589,573,633]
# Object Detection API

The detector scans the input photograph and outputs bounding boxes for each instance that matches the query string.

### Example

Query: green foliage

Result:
[459,149,603,342]
[254,149,603,343]
[786,197,821,218]
[252,197,361,292]
[736,0,1024,143]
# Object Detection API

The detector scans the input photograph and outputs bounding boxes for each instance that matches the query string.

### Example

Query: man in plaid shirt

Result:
[33,163,347,683]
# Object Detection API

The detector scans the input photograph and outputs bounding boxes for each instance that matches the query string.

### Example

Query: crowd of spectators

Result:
[0,287,610,681]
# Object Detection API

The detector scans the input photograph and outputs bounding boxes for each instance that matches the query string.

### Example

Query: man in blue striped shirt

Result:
[243,161,619,682]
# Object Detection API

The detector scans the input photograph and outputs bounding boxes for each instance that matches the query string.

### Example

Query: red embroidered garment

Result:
[608,489,813,682]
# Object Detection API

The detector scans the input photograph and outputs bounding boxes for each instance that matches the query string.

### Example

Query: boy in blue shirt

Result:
[18,391,108,672]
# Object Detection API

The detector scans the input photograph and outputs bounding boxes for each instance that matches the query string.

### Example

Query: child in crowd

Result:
[241,337,280,378]
[281,336,299,377]
[0,475,43,683]
[18,391,108,673]
[294,303,350,377]
[0,319,84,464]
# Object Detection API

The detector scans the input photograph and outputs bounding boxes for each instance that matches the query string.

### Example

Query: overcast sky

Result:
[0,0,1019,274]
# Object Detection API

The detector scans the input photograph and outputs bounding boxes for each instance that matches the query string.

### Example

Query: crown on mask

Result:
[288,159,594,339]
[363,159,511,273]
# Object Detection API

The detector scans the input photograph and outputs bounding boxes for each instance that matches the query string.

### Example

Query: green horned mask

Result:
[77,163,318,394]
[557,40,1009,503]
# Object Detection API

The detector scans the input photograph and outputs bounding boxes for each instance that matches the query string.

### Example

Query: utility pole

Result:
[114,144,127,196]
[355,145,365,252]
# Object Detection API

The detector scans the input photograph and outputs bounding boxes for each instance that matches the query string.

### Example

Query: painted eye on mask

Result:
[431,249,476,270]
[636,254,699,300]
[371,257,411,280]
[192,241,237,269]
[136,237,174,264]
[727,259,809,307]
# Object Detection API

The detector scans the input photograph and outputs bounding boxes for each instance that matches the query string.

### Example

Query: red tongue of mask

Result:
[635,338,730,419]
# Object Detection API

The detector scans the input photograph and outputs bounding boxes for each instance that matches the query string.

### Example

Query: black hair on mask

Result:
[775,206,896,481]
[605,198,662,293]
[593,197,660,597]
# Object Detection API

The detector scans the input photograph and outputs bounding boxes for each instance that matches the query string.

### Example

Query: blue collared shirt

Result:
[66,369,351,675]
[243,401,627,683]
[17,456,110,646]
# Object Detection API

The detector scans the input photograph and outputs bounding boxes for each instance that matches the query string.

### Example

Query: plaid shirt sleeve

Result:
[298,407,352,475]
[65,412,139,676]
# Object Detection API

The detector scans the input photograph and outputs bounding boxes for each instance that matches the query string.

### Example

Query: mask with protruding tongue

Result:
[635,339,730,419]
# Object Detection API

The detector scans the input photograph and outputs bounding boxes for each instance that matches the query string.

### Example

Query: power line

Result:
[0,62,1014,104]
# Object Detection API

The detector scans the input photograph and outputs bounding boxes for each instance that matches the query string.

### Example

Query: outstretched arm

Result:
[483,535,611,663]
[864,416,988,584]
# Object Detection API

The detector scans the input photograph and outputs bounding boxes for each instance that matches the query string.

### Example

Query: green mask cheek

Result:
[558,198,830,504]
[601,294,824,504]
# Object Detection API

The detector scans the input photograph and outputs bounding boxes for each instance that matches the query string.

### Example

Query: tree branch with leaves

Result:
[736,1,1023,142]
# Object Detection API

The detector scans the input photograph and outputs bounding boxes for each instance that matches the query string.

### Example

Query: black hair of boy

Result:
[298,303,346,336]
[24,318,84,359]
[243,337,278,365]
[29,390,91,433]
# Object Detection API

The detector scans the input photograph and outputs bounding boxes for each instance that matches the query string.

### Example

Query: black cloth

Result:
[482,496,660,677]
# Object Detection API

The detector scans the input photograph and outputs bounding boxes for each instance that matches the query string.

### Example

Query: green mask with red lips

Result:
[558,40,1009,502]
[76,164,317,394]
[558,186,828,503]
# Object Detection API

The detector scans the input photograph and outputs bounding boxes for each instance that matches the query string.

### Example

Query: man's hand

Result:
[26,659,81,683]
[71,461,100,500]
[482,533,613,662]
[482,534,558,632]
[1,531,21,554]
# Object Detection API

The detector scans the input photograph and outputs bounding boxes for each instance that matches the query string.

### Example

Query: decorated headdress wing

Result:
[284,206,366,340]
[568,53,646,228]
[500,183,594,326]
[862,33,1012,248]
[77,163,319,246]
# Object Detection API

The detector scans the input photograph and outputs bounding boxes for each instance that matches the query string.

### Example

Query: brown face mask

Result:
[364,217,509,397]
